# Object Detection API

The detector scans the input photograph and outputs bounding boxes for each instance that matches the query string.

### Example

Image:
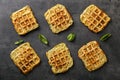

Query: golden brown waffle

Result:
[10,5,39,35]
[46,43,73,74]
[80,4,110,33]
[44,4,73,33]
[78,41,107,71]
[10,42,40,74]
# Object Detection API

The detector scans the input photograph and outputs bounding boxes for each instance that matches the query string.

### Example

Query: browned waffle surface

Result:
[44,4,73,33]
[78,41,107,71]
[46,43,73,74]
[80,4,110,33]
[10,42,40,74]
[11,5,39,35]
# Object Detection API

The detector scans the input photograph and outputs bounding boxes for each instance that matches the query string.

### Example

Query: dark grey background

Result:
[0,0,120,80]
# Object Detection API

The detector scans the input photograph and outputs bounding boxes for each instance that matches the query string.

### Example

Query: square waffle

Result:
[80,4,110,33]
[10,42,40,74]
[44,4,73,33]
[46,43,73,74]
[10,5,39,35]
[78,41,107,71]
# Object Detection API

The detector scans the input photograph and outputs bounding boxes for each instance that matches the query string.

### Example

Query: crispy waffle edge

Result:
[10,5,39,35]
[10,42,40,74]
[78,41,107,71]
[44,4,73,33]
[80,4,111,33]
[46,42,73,74]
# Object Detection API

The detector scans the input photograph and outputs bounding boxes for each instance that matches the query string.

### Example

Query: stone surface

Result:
[0,0,120,80]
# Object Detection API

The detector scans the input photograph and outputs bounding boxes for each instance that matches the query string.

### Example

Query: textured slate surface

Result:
[0,0,120,80]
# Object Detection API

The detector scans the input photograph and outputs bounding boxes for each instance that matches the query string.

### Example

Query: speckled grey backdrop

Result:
[0,0,120,80]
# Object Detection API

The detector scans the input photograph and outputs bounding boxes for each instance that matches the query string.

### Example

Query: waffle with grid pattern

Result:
[78,41,107,71]
[44,4,73,33]
[80,4,110,33]
[10,5,39,35]
[46,43,73,74]
[10,42,40,74]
